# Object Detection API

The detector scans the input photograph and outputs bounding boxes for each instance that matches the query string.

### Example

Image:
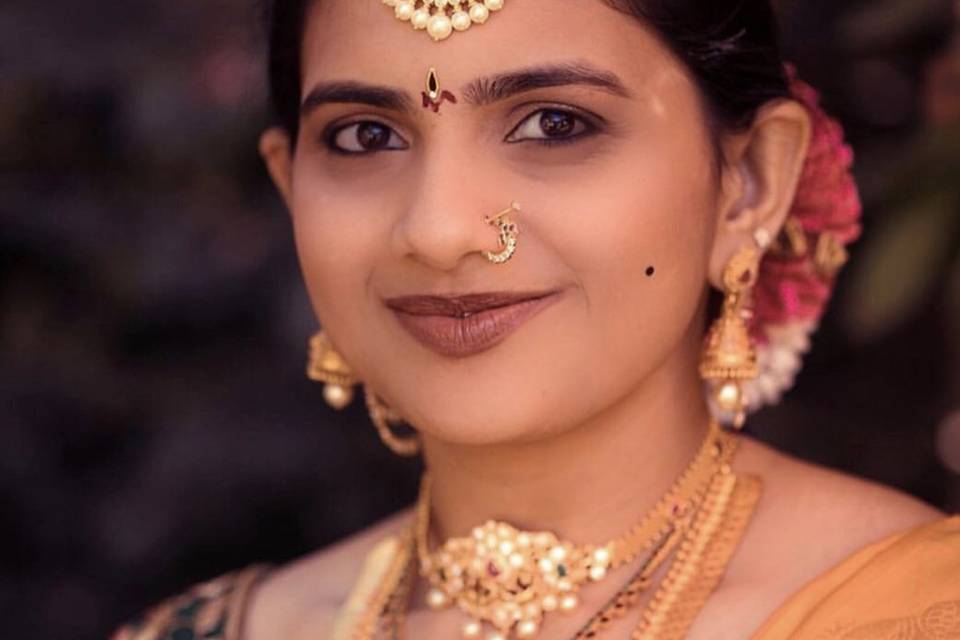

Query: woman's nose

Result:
[391,150,500,273]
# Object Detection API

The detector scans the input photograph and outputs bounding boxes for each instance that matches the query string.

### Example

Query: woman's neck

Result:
[420,339,713,546]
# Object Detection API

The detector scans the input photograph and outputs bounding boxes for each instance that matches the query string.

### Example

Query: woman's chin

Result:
[412,403,565,449]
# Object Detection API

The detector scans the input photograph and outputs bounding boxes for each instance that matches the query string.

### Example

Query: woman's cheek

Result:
[560,140,714,367]
[290,178,377,332]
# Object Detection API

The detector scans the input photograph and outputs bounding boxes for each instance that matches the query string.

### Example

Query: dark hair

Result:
[265,0,789,143]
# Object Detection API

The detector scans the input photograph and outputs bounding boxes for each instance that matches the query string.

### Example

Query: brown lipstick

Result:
[385,290,562,358]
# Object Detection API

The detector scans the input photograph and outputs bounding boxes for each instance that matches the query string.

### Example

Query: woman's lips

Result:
[386,290,562,358]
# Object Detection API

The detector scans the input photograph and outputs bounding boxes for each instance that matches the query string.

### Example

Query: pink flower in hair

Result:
[752,66,863,335]
[735,65,864,414]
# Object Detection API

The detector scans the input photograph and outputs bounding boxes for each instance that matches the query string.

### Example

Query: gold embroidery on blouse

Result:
[111,565,269,640]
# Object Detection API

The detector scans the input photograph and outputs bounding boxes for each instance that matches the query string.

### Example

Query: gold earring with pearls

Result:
[699,245,762,429]
[306,331,422,456]
[306,330,358,410]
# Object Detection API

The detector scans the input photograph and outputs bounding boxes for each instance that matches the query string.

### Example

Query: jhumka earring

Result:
[699,245,762,429]
[307,331,422,456]
[364,385,421,457]
[307,330,358,410]
[483,201,521,264]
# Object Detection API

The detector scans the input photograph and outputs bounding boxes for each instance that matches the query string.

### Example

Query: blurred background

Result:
[2,0,960,637]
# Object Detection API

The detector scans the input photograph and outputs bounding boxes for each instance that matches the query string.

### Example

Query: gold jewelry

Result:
[769,216,848,278]
[422,67,457,113]
[483,201,521,264]
[632,472,762,640]
[426,67,441,102]
[699,246,761,429]
[382,526,682,640]
[345,433,761,640]
[383,0,505,42]
[771,216,809,258]
[307,330,358,410]
[569,525,683,639]
[307,333,421,456]
[813,231,848,279]
[332,531,416,640]
[364,385,421,457]
[415,421,736,639]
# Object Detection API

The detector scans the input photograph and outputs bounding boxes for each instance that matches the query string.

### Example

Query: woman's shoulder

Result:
[717,436,956,638]
[112,508,412,640]
[242,508,414,640]
[750,513,960,638]
[733,434,946,581]
[112,564,270,640]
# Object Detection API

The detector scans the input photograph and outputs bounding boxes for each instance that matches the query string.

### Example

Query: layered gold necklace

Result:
[342,421,761,640]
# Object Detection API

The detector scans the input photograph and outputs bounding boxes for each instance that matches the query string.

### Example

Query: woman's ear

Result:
[708,100,812,289]
[259,127,294,210]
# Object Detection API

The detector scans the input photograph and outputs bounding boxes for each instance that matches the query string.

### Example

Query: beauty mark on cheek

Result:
[646,266,656,277]
[422,67,457,114]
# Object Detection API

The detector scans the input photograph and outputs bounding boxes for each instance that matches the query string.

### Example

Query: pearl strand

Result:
[382,0,506,42]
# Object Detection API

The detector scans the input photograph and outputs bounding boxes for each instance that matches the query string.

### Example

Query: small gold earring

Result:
[771,216,809,258]
[483,201,521,264]
[306,332,420,455]
[699,246,761,429]
[306,330,358,410]
[364,385,421,457]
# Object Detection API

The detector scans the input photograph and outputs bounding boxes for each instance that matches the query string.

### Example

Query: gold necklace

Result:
[414,421,737,640]
[632,468,762,640]
[384,524,679,640]
[339,424,760,640]
[567,522,683,639]
[380,469,755,640]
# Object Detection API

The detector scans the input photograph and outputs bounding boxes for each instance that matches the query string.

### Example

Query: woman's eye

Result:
[327,121,408,154]
[506,109,593,144]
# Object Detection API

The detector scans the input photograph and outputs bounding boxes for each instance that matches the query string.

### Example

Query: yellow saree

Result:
[751,515,960,639]
[114,516,960,639]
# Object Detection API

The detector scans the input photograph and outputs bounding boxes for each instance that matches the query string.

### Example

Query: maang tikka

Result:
[383,0,506,42]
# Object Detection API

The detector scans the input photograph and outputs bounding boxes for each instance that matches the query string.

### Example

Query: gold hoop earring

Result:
[699,246,761,429]
[307,331,358,410]
[363,384,421,457]
[482,201,520,264]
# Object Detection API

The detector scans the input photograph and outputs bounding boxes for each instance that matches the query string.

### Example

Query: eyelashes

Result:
[324,121,409,155]
[504,108,598,146]
[321,107,601,155]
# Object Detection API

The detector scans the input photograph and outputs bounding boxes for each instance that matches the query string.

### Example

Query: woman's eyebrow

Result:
[300,81,415,116]
[462,61,632,105]
[298,62,631,117]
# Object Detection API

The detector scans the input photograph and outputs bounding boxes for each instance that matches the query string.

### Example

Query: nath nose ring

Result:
[483,201,521,264]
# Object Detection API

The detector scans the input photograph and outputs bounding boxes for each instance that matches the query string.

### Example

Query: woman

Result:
[115,0,959,638]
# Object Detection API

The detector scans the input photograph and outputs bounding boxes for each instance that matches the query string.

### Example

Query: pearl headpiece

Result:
[383,0,506,42]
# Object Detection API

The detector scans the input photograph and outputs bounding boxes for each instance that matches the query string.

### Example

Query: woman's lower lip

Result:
[391,292,562,358]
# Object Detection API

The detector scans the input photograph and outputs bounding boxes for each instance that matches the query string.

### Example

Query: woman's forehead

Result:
[299,0,675,92]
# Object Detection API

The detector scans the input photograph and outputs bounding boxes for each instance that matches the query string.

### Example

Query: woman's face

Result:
[283,0,722,445]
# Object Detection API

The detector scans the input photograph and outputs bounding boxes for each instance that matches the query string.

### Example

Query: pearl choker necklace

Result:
[414,421,737,639]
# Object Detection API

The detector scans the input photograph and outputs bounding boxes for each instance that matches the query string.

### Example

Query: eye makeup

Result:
[318,103,605,156]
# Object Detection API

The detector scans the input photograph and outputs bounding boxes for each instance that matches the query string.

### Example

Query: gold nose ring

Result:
[482,201,521,264]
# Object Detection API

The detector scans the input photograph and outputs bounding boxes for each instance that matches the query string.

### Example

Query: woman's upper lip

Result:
[384,290,560,317]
